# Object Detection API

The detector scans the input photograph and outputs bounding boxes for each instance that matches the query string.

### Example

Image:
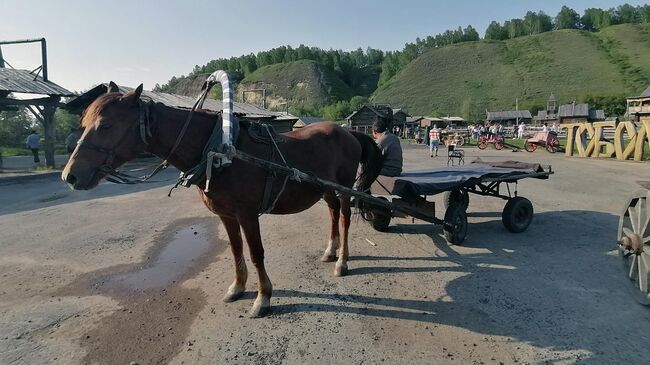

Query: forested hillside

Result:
[155,3,650,120]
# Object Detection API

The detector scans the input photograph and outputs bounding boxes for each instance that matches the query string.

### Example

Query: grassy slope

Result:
[373,24,650,117]
[240,60,355,108]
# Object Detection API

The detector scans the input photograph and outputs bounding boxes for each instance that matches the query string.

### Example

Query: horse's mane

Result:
[81,93,122,128]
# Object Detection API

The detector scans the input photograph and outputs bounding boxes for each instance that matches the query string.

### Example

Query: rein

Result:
[77,80,216,185]
[76,100,169,184]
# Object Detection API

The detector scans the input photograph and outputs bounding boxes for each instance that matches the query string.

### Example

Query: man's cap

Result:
[372,120,386,133]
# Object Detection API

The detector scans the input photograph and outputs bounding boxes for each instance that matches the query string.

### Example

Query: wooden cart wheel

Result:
[443,204,468,244]
[494,141,504,150]
[617,189,650,305]
[444,189,469,210]
[502,197,533,233]
[369,197,392,232]
[457,136,465,146]
[478,141,487,150]
[525,142,537,152]
[545,143,557,153]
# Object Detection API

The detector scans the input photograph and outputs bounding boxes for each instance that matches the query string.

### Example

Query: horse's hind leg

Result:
[239,214,273,318]
[321,191,340,262]
[220,215,247,303]
[335,196,351,277]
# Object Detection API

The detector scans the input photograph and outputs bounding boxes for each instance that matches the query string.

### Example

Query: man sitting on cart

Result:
[372,120,403,177]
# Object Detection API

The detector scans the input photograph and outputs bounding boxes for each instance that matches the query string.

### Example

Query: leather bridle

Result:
[75,100,162,184]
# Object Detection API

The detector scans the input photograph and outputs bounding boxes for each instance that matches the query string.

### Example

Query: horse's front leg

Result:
[335,196,351,277]
[220,215,247,302]
[239,214,273,317]
[321,191,340,262]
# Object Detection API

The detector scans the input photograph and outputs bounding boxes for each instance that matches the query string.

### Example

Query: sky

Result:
[1,0,647,93]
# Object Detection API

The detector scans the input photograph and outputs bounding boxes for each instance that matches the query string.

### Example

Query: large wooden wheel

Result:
[617,187,650,305]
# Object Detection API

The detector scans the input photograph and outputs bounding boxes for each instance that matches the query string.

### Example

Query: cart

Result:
[362,160,552,244]
[477,133,505,150]
[617,181,650,305]
[525,131,559,153]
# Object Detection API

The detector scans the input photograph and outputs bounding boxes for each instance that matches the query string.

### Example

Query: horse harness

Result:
[78,85,293,215]
[75,100,165,184]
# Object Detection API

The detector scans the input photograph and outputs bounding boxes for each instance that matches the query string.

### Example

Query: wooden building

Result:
[535,102,605,125]
[486,110,532,125]
[416,116,446,128]
[627,85,650,124]
[345,105,394,133]
[293,116,325,129]
[66,84,298,133]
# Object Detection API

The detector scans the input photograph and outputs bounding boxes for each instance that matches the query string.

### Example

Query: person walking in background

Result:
[429,124,441,157]
[26,130,41,163]
[542,123,549,132]
[517,122,526,139]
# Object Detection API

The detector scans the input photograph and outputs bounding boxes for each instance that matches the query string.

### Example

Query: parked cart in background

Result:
[477,132,505,150]
[525,131,560,153]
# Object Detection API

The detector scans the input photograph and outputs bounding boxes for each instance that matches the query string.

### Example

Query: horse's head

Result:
[62,82,148,190]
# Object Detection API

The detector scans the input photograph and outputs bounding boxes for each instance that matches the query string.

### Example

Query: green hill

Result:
[372,24,650,119]
[238,60,358,111]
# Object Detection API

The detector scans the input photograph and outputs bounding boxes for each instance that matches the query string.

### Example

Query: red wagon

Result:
[477,133,505,150]
[525,131,560,153]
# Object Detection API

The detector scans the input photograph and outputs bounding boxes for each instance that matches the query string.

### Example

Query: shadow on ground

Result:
[271,209,650,364]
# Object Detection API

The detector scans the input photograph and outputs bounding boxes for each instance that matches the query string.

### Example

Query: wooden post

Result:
[42,104,56,167]
[40,38,48,81]
[0,45,4,68]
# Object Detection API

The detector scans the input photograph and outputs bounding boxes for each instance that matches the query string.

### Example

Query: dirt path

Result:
[1,145,649,364]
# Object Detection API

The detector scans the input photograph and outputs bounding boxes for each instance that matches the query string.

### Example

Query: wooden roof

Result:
[558,103,589,117]
[0,68,73,96]
[66,84,297,121]
[486,110,532,121]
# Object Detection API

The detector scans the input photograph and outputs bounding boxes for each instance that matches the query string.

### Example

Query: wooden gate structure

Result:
[0,38,73,167]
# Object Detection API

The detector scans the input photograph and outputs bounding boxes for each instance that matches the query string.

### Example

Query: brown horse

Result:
[62,84,382,317]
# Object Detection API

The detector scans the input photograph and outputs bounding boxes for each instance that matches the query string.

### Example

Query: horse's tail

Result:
[350,131,383,193]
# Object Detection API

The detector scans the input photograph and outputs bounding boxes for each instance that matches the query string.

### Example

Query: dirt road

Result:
[1,145,649,364]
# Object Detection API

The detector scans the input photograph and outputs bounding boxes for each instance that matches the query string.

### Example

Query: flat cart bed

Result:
[364,160,552,244]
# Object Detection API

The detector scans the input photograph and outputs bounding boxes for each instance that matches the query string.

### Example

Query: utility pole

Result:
[515,97,519,126]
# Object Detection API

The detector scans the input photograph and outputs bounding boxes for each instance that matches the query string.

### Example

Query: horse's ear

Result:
[122,84,143,105]
[107,81,119,93]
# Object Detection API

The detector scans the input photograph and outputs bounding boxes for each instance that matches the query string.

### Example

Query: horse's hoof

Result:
[249,298,271,318]
[320,254,337,262]
[223,284,245,303]
[334,261,348,277]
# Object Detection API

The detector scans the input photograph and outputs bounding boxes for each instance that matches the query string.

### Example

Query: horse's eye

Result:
[98,124,112,131]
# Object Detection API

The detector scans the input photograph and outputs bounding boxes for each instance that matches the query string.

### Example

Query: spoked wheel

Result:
[478,141,487,150]
[545,142,558,153]
[457,136,465,146]
[617,188,650,305]
[525,142,537,152]
[443,204,468,244]
[494,141,504,150]
[502,197,533,233]
[444,189,469,211]
[369,197,392,232]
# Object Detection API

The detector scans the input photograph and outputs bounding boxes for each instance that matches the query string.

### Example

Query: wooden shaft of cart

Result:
[228,147,552,214]
[230,148,394,210]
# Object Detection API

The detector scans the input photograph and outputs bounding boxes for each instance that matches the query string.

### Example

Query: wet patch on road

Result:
[57,217,227,365]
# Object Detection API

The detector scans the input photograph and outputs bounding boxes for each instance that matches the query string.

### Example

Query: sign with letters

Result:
[561,121,650,161]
